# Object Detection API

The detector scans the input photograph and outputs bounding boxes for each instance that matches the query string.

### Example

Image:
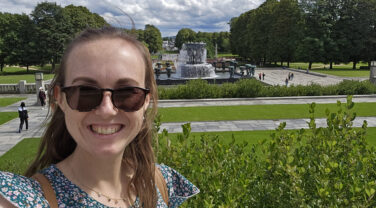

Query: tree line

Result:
[0,2,163,72]
[174,28,231,58]
[230,0,376,69]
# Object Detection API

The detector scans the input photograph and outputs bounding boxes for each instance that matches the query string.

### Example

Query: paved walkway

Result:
[253,67,368,86]
[1,93,375,156]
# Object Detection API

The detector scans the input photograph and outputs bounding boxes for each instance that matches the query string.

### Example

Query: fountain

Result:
[176,42,217,78]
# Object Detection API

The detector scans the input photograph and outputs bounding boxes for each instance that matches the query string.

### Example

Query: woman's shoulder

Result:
[156,164,199,208]
[0,170,48,207]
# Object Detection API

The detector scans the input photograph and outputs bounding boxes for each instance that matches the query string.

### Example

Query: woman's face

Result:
[56,38,150,157]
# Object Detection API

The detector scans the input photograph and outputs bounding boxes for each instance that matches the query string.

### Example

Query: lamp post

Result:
[35,73,44,106]
[370,61,376,85]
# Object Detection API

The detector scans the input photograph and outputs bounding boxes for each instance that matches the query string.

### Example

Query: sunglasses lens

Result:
[65,86,102,112]
[113,87,146,112]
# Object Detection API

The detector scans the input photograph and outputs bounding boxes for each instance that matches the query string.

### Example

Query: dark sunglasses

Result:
[61,85,150,112]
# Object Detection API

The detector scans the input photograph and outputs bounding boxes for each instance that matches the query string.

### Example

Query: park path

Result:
[253,67,368,86]
[1,93,376,156]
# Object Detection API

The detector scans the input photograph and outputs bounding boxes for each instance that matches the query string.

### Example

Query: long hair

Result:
[25,27,159,207]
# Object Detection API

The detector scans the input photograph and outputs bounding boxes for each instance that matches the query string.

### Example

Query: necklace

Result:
[69,165,129,207]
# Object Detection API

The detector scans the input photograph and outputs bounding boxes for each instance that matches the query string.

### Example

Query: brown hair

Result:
[25,27,159,207]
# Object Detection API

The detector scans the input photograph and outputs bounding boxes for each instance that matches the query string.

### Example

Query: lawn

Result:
[0,74,54,84]
[287,62,370,77]
[158,102,376,122]
[0,138,40,174]
[0,112,18,125]
[2,127,376,174]
[0,66,54,84]
[0,97,26,107]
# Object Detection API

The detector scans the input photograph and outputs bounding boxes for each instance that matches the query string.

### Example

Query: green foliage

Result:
[230,0,376,67]
[158,79,376,99]
[144,24,162,53]
[156,96,376,207]
[175,28,197,49]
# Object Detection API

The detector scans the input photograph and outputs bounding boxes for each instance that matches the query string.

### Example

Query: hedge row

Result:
[158,79,376,99]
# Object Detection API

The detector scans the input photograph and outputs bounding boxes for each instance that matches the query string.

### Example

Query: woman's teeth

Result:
[91,125,121,135]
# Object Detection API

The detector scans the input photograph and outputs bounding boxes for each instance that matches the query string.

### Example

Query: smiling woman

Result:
[0,27,198,208]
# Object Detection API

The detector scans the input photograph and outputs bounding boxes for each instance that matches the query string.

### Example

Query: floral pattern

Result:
[0,164,199,207]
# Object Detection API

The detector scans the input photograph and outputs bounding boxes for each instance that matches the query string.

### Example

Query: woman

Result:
[0,27,198,207]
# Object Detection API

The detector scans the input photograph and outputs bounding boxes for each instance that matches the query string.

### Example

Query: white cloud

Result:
[0,0,265,36]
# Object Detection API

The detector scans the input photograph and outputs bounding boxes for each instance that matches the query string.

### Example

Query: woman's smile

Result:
[90,124,124,135]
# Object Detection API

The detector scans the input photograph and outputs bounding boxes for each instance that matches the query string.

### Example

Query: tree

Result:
[268,0,303,67]
[175,28,196,49]
[12,14,39,72]
[63,5,108,37]
[31,2,70,72]
[143,24,162,54]
[0,13,15,71]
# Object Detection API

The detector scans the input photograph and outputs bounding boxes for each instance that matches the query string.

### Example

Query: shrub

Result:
[155,96,376,207]
[157,79,376,99]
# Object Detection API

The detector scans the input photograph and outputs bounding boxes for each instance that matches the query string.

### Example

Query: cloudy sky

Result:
[0,0,265,37]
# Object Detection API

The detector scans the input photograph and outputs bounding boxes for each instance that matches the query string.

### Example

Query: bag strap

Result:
[32,173,58,208]
[155,167,169,205]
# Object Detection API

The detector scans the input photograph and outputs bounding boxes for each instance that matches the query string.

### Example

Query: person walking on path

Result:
[39,87,46,107]
[262,72,265,80]
[259,72,262,80]
[18,102,28,133]
[285,77,289,86]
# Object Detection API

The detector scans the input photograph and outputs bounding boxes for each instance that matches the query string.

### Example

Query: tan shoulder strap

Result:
[155,167,169,205]
[32,173,58,208]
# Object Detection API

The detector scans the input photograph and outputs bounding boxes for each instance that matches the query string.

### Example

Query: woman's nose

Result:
[94,92,118,117]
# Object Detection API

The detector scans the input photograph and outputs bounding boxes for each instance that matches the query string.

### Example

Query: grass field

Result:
[287,62,370,77]
[0,97,26,107]
[0,66,54,84]
[158,102,376,122]
[2,127,376,174]
[0,112,18,125]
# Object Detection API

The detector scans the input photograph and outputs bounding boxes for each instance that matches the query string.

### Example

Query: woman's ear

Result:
[143,93,151,112]
[53,86,65,111]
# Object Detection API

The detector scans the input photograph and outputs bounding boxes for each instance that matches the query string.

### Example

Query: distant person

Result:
[291,73,294,80]
[259,72,262,80]
[262,72,265,80]
[285,78,289,86]
[18,102,28,133]
[38,87,46,107]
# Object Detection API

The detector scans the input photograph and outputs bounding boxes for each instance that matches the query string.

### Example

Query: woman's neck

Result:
[56,149,135,206]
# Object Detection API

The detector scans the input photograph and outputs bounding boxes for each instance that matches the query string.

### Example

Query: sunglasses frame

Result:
[60,85,150,112]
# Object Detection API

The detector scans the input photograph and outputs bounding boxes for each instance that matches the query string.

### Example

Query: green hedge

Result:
[158,79,376,99]
[156,96,376,207]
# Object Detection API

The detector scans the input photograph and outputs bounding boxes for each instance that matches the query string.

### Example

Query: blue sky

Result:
[0,0,265,37]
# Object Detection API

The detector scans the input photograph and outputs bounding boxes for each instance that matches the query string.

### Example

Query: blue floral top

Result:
[0,164,199,207]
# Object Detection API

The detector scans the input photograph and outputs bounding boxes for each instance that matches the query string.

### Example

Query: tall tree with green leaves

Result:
[63,5,108,37]
[175,28,196,49]
[31,2,70,72]
[13,14,39,72]
[0,13,15,71]
[268,0,303,67]
[143,24,162,54]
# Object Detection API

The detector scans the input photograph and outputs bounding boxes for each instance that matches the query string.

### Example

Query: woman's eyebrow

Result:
[115,78,140,86]
[71,77,98,85]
